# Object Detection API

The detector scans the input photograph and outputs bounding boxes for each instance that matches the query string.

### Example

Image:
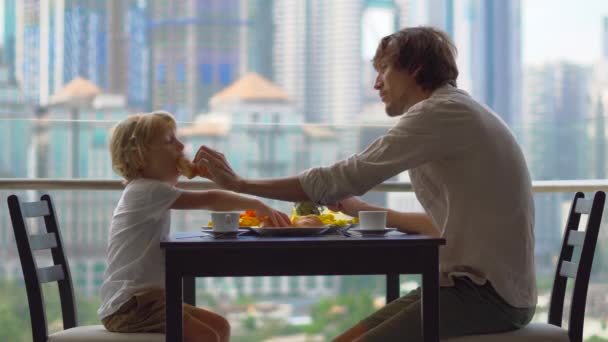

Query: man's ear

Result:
[411,65,423,78]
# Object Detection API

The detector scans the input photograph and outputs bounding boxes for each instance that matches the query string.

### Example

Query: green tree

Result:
[305,290,376,340]
[0,279,100,341]
[586,336,608,342]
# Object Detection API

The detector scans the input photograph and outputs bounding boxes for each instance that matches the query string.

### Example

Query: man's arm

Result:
[333,197,440,237]
[195,145,311,202]
[234,176,311,202]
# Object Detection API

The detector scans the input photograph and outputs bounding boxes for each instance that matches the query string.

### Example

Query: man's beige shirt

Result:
[299,85,537,308]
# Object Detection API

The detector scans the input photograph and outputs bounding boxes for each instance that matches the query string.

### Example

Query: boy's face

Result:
[141,125,184,184]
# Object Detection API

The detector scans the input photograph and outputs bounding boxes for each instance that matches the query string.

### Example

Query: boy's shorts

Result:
[102,288,198,333]
[360,277,535,341]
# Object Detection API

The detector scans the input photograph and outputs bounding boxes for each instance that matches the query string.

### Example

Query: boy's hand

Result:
[255,204,292,227]
[194,146,242,191]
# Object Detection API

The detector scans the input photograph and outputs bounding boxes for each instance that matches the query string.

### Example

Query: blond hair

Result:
[109,111,176,181]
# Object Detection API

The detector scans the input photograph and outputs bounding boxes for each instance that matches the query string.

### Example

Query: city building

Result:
[274,0,362,124]
[148,0,274,121]
[14,0,147,108]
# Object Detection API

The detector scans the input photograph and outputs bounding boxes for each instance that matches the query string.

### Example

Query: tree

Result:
[0,279,100,341]
[306,291,376,340]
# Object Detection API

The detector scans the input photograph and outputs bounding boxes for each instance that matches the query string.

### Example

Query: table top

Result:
[161,230,446,249]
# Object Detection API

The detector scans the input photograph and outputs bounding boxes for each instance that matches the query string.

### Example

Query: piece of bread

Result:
[292,215,323,227]
[177,156,198,179]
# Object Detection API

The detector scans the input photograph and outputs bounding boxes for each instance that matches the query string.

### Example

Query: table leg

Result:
[386,273,400,303]
[421,247,440,342]
[183,276,195,306]
[166,256,183,342]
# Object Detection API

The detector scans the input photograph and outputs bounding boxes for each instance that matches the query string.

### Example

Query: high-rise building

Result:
[469,0,522,128]
[2,0,17,83]
[522,63,591,271]
[523,63,590,181]
[398,0,454,36]
[274,0,362,124]
[106,0,149,110]
[17,0,109,104]
[361,0,399,104]
[15,0,147,108]
[149,0,273,121]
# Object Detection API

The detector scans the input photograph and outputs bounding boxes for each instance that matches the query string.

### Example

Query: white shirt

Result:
[97,178,182,319]
[299,85,537,308]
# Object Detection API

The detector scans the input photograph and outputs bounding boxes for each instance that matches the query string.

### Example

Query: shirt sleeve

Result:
[298,99,479,204]
[145,180,183,221]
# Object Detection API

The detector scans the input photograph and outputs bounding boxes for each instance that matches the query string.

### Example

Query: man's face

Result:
[374,61,419,117]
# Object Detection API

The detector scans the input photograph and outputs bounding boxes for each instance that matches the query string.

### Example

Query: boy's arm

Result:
[171,190,292,226]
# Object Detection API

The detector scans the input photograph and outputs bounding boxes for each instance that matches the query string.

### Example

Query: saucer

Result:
[201,228,249,238]
[350,228,397,235]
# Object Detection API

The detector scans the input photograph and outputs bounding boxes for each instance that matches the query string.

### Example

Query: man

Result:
[195,27,536,341]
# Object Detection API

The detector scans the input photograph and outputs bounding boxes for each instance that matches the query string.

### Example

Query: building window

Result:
[176,62,186,83]
[156,63,166,83]
[199,64,213,85]
[219,63,232,85]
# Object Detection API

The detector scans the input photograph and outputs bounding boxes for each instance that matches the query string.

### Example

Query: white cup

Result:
[358,211,387,230]
[211,212,240,232]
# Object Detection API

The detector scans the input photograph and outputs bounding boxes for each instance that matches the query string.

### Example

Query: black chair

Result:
[445,191,605,342]
[9,194,163,342]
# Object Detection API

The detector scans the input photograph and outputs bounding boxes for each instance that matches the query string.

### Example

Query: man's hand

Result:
[194,145,243,191]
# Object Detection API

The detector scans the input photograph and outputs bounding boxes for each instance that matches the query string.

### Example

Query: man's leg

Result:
[333,288,422,342]
[358,277,534,342]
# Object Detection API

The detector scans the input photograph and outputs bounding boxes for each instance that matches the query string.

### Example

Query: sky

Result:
[523,0,608,65]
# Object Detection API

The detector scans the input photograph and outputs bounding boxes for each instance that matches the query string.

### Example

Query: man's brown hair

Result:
[373,26,458,91]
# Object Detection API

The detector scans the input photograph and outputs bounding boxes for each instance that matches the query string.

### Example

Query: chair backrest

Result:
[548,191,605,342]
[8,194,78,342]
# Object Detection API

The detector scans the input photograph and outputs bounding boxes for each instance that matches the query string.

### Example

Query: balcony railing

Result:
[2,178,608,192]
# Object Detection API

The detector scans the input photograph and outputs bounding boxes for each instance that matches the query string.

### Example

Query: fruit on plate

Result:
[239,210,261,227]
[294,201,321,216]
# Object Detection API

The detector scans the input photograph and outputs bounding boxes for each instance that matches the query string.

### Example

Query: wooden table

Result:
[161,231,445,341]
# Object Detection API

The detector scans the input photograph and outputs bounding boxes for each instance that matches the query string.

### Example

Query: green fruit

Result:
[294,201,321,216]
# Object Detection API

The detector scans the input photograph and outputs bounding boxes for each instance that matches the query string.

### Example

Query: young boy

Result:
[98,111,291,342]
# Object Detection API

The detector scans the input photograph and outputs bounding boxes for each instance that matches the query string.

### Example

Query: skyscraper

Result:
[149,0,274,121]
[17,0,109,104]
[361,0,399,104]
[2,0,17,83]
[274,0,362,124]
[15,0,147,107]
[469,0,522,128]
[398,0,453,35]
[522,62,591,271]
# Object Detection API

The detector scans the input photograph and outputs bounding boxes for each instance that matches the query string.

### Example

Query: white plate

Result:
[200,228,249,238]
[350,228,397,235]
[249,226,331,237]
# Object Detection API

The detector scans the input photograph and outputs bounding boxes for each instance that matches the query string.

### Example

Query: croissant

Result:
[177,156,200,179]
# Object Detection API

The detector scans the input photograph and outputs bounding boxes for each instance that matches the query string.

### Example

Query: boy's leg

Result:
[184,304,231,342]
[359,277,535,342]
